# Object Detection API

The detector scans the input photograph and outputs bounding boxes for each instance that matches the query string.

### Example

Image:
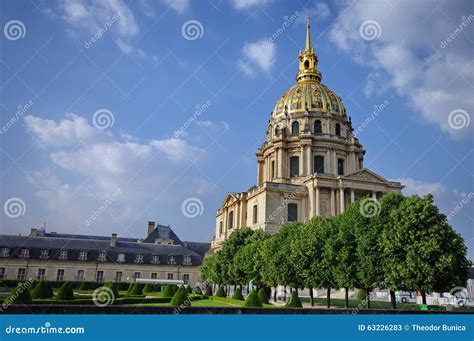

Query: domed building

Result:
[211,21,403,251]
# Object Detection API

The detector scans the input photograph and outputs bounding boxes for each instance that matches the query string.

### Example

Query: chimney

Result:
[30,228,38,237]
[110,233,117,247]
[147,221,155,236]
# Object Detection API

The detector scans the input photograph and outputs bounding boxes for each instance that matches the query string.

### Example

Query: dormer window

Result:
[135,254,144,263]
[19,248,30,258]
[98,251,107,262]
[183,256,192,265]
[39,249,49,259]
[78,251,88,261]
[168,256,177,265]
[0,248,10,258]
[58,250,68,260]
[151,255,160,264]
[117,253,125,262]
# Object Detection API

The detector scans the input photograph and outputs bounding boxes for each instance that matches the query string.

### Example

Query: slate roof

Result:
[0,225,210,266]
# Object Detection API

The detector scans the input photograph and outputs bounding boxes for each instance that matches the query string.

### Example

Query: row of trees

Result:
[201,193,470,309]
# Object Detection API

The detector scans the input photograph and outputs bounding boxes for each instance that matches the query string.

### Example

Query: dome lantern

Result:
[296,17,322,83]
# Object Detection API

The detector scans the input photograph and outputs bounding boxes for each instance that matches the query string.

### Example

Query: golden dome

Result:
[272,18,347,119]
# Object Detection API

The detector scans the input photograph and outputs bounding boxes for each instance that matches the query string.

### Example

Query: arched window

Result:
[304,60,310,69]
[335,123,341,136]
[274,127,278,136]
[337,158,344,176]
[314,156,324,174]
[291,121,299,135]
[290,156,299,178]
[314,120,322,134]
[288,203,298,222]
[228,211,234,229]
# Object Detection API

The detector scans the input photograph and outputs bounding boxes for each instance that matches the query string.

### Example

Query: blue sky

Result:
[0,0,473,258]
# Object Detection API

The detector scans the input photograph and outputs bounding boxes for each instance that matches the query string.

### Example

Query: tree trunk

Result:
[421,291,427,305]
[309,287,314,307]
[273,286,277,302]
[366,289,371,309]
[326,288,331,308]
[345,288,349,308]
[284,286,287,300]
[390,290,397,309]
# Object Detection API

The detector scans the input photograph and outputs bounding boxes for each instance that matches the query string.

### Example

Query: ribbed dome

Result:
[272,81,347,119]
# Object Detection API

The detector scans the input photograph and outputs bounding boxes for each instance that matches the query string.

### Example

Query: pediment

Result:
[221,193,238,208]
[343,168,388,183]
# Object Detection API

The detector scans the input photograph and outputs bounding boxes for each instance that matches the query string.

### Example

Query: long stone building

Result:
[212,20,403,251]
[0,222,209,287]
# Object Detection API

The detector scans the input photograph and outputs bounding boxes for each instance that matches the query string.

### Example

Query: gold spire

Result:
[296,17,322,83]
[305,16,311,51]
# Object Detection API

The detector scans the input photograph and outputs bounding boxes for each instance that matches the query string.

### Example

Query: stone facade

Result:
[211,21,403,251]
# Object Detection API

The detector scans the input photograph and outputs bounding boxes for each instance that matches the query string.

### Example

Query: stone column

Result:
[300,146,305,175]
[372,191,377,200]
[306,145,312,175]
[309,184,315,217]
[339,188,345,213]
[326,150,331,174]
[333,150,337,176]
[275,148,280,178]
[330,189,335,216]
[257,160,263,185]
[315,187,321,216]
[350,189,355,203]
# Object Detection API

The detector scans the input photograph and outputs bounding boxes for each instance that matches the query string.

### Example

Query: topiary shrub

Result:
[243,290,262,307]
[186,285,193,294]
[162,284,177,298]
[31,281,54,299]
[286,291,302,308]
[258,287,269,304]
[204,286,212,296]
[215,286,226,297]
[142,283,153,294]
[170,286,190,306]
[126,282,135,293]
[232,288,244,301]
[104,282,120,298]
[193,287,202,295]
[55,282,75,301]
[356,289,367,301]
[128,283,145,296]
[7,282,33,305]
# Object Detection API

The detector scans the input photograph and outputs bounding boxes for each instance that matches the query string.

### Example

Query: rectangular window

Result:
[183,274,190,284]
[96,270,104,282]
[76,270,85,281]
[288,203,298,222]
[167,273,174,280]
[0,268,4,279]
[0,248,10,257]
[98,251,107,261]
[59,250,68,260]
[117,253,125,262]
[337,159,344,176]
[290,156,299,177]
[37,268,46,280]
[133,272,141,280]
[115,271,123,282]
[78,251,88,261]
[314,156,324,174]
[135,254,144,263]
[39,249,49,259]
[168,256,177,265]
[19,248,30,258]
[183,256,192,265]
[219,221,223,236]
[271,160,275,179]
[228,211,234,229]
[151,273,157,279]
[17,268,26,281]
[253,204,258,224]
[151,255,160,264]
[56,269,65,281]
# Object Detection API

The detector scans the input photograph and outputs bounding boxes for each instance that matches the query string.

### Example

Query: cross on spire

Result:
[305,16,311,50]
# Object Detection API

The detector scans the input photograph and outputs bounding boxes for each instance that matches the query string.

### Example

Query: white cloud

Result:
[329,1,473,140]
[150,138,205,163]
[238,39,276,77]
[298,2,331,23]
[232,0,268,10]
[162,0,190,14]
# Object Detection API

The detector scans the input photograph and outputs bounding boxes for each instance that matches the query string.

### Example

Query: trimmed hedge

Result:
[286,291,302,308]
[6,282,33,305]
[103,282,120,299]
[31,297,172,305]
[31,281,54,299]
[258,288,269,304]
[231,288,244,301]
[78,281,103,290]
[170,286,190,306]
[186,286,193,294]
[215,286,226,298]
[244,290,262,307]
[128,283,145,296]
[55,282,75,301]
[162,284,177,298]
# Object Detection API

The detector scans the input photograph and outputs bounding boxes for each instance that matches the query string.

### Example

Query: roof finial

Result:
[305,16,311,51]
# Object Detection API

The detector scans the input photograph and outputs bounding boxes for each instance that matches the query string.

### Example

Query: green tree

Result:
[384,194,470,304]
[221,228,255,285]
